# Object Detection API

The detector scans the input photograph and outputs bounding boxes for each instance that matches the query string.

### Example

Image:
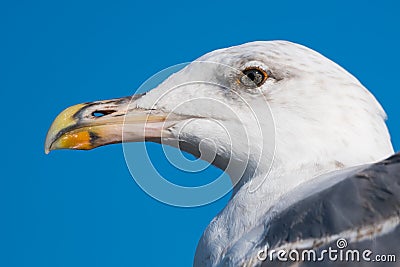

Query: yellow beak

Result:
[44,96,187,154]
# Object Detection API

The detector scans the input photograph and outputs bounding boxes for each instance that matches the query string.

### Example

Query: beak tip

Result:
[44,138,53,154]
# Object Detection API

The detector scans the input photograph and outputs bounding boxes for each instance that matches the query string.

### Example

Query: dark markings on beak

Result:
[72,102,97,120]
[72,96,141,121]
[111,113,126,117]
[89,131,101,145]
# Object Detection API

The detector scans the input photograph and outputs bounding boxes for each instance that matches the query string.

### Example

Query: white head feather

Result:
[134,41,393,266]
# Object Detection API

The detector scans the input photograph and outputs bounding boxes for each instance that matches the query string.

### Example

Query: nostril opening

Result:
[92,110,116,118]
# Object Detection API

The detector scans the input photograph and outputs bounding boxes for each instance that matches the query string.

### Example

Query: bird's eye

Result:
[240,67,268,87]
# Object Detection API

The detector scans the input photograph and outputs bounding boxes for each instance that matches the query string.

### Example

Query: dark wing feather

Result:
[222,153,400,266]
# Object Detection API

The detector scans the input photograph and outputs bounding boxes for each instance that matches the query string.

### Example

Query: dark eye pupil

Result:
[247,71,256,81]
[241,68,265,87]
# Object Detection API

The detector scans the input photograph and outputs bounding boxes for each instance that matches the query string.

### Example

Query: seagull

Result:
[45,41,400,266]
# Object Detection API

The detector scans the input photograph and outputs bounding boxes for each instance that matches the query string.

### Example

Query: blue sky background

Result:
[1,1,399,266]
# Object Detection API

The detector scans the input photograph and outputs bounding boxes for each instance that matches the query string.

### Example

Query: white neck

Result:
[194,137,393,266]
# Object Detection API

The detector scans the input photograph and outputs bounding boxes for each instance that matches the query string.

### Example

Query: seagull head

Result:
[45,41,393,187]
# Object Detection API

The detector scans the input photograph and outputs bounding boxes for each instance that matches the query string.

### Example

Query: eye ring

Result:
[240,67,268,87]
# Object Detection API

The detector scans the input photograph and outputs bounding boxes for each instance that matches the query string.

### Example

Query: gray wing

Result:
[220,153,400,267]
